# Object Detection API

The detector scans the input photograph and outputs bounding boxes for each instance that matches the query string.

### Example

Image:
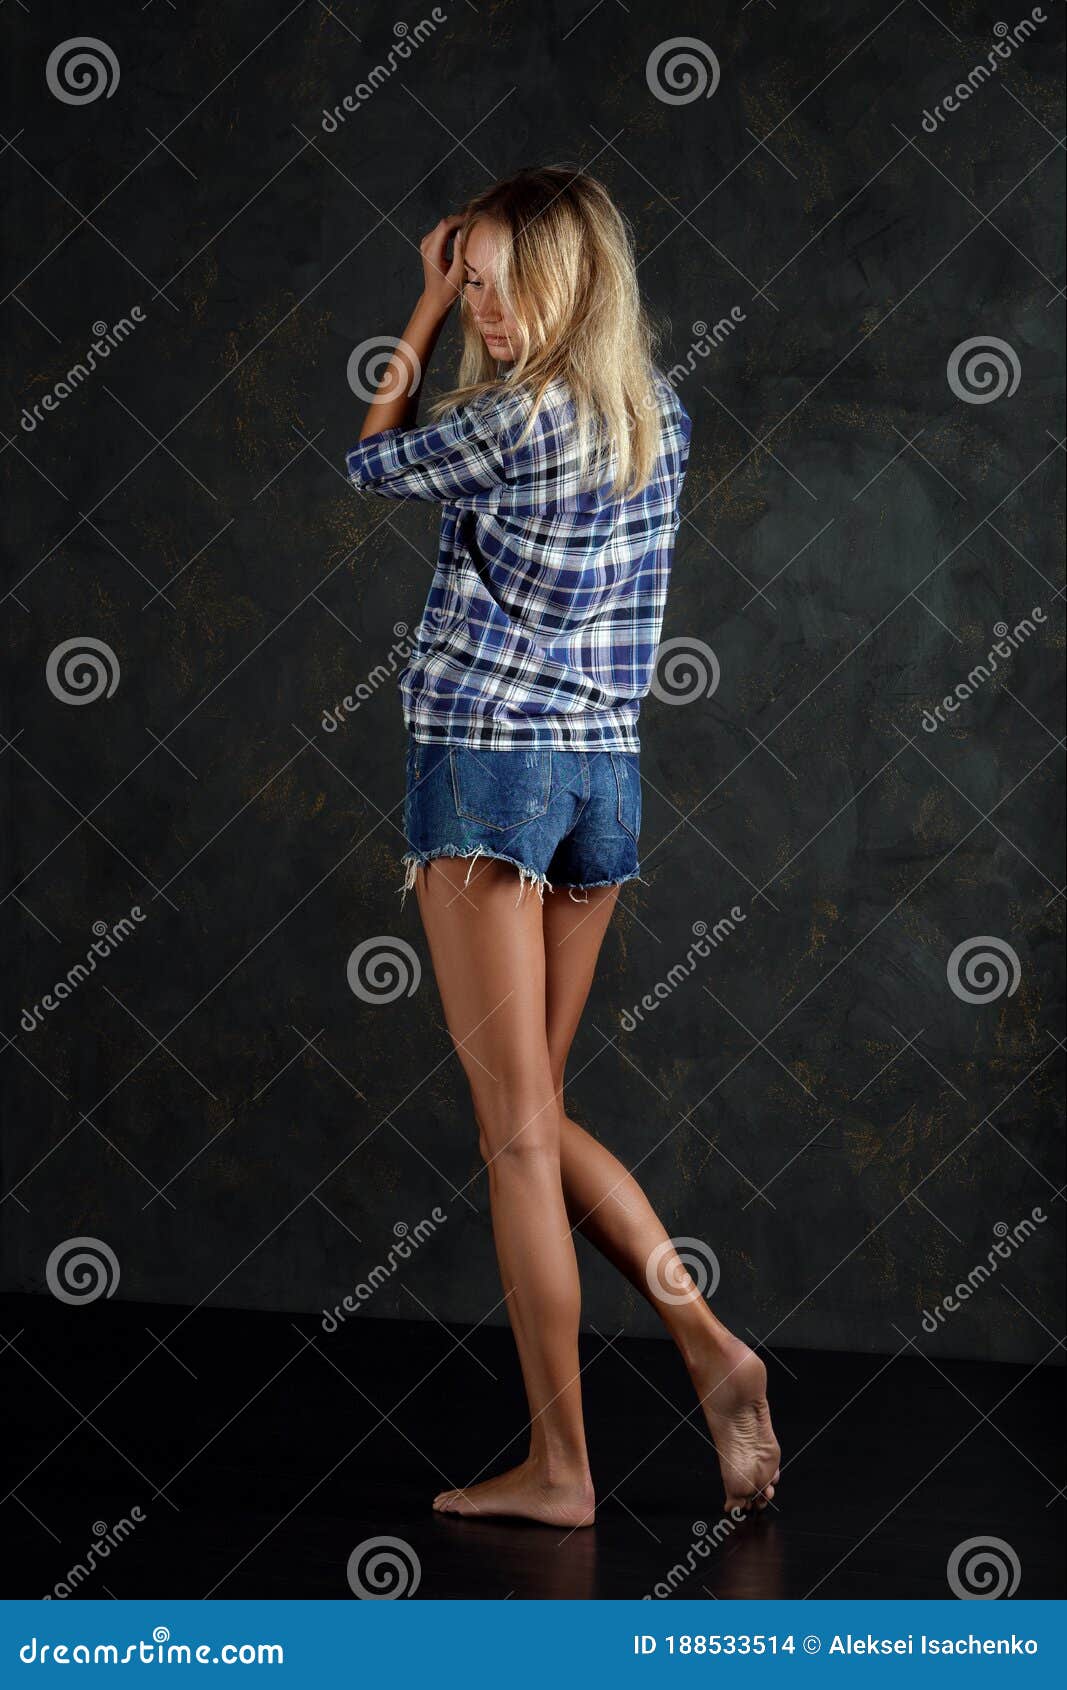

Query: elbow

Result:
[345,449,380,492]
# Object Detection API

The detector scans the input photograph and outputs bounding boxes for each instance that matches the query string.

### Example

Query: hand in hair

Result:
[419,214,466,318]
[356,215,465,440]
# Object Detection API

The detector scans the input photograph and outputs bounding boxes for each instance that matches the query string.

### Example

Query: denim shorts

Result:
[400,738,642,906]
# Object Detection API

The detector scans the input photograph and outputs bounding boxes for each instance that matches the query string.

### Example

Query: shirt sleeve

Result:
[345,393,532,508]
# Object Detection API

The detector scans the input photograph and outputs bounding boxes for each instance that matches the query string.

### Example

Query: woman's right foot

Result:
[688,1334,781,1514]
[432,1457,596,1527]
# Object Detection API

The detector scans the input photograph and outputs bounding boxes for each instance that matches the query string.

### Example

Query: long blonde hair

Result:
[430,166,663,499]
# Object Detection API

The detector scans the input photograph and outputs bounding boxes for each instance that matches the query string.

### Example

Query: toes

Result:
[753,1480,776,1512]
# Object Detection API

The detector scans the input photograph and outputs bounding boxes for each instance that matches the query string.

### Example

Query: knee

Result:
[473,1084,561,1166]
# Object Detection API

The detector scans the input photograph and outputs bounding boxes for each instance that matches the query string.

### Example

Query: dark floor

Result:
[1,1293,1063,1600]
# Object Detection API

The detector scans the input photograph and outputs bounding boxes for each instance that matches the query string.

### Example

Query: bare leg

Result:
[541,885,781,1514]
[412,857,595,1527]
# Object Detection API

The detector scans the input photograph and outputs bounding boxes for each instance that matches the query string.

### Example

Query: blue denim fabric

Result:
[401,737,642,904]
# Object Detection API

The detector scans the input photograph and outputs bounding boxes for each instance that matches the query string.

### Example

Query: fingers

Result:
[420,212,464,256]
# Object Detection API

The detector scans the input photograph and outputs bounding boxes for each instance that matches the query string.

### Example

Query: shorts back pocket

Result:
[450,747,553,832]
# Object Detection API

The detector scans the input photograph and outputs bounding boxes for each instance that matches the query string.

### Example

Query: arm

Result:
[357,214,465,441]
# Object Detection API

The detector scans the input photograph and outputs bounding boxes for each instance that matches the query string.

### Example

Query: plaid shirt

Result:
[344,375,691,751]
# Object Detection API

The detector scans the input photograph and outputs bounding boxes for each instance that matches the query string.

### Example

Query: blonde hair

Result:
[430,166,663,499]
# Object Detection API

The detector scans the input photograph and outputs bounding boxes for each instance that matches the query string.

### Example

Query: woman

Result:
[346,166,780,1528]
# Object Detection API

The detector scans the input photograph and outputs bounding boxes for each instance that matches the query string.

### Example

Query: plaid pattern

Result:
[345,375,691,750]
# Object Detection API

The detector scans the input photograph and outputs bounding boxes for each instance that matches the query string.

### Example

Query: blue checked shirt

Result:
[344,374,691,751]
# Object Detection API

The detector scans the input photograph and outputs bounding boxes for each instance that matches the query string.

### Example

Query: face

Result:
[461,218,522,361]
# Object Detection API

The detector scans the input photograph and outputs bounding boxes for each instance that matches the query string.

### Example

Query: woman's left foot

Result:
[688,1334,782,1515]
[433,1458,596,1527]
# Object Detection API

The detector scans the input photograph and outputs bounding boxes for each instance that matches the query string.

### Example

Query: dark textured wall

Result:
[2,1,1063,1366]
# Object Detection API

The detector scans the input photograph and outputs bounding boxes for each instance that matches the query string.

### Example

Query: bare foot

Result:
[432,1458,596,1527]
[689,1335,781,1515]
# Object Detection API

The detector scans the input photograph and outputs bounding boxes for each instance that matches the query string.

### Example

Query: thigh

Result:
[543,885,620,1090]
[414,856,556,1126]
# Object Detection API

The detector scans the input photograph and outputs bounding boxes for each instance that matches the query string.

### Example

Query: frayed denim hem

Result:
[552,868,645,902]
[399,846,552,910]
